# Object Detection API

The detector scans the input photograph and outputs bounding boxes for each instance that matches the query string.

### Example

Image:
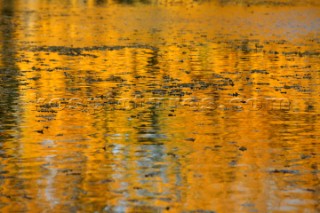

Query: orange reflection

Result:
[0,0,319,212]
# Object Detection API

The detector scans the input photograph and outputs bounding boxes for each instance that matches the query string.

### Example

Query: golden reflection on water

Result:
[0,0,319,212]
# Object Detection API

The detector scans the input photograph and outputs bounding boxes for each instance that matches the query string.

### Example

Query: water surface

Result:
[0,0,319,212]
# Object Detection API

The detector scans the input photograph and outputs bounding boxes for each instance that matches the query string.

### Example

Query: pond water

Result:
[0,0,319,212]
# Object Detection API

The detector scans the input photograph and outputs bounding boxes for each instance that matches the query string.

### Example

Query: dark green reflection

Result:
[0,1,20,136]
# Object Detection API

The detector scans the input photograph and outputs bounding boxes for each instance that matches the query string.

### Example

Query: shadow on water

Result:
[114,0,151,5]
[0,1,20,138]
[94,0,107,6]
[0,0,23,210]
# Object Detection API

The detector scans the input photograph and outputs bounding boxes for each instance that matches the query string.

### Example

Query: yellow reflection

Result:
[0,0,319,212]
